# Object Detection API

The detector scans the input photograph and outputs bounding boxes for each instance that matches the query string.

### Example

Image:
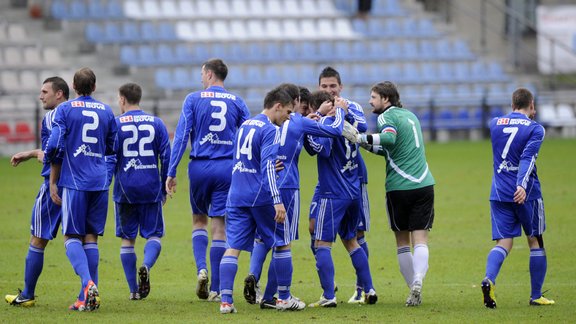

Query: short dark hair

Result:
[73,67,96,96]
[309,90,334,111]
[371,81,403,108]
[277,83,300,101]
[299,86,311,105]
[512,88,533,110]
[202,58,228,81]
[43,76,69,100]
[119,83,142,105]
[318,66,341,85]
[263,87,293,110]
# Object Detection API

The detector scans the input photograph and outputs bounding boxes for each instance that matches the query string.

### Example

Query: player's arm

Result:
[360,142,385,156]
[238,100,251,126]
[11,149,44,166]
[346,101,368,133]
[44,108,67,164]
[158,120,172,203]
[167,96,194,180]
[261,127,285,223]
[515,125,545,203]
[49,163,62,206]
[302,107,345,138]
[359,125,397,147]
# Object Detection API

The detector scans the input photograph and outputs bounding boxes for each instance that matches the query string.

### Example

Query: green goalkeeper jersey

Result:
[373,106,435,191]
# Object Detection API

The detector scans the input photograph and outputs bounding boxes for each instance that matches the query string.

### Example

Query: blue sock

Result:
[529,248,547,300]
[143,237,162,270]
[209,240,226,292]
[263,258,277,301]
[357,235,369,293]
[249,240,270,282]
[84,243,99,286]
[219,255,238,304]
[192,229,208,273]
[120,246,138,293]
[22,244,44,299]
[310,236,316,256]
[316,246,335,299]
[485,246,508,284]
[350,247,374,292]
[65,239,91,299]
[274,249,293,300]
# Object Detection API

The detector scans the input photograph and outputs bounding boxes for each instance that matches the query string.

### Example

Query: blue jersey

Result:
[40,108,58,179]
[168,86,250,177]
[276,109,345,189]
[44,96,117,191]
[112,110,171,204]
[489,112,544,202]
[344,98,368,183]
[227,114,282,207]
[306,116,360,199]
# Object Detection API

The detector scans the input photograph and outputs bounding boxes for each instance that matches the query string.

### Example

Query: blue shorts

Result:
[309,185,320,221]
[61,188,108,236]
[490,199,546,240]
[115,202,164,240]
[226,205,289,251]
[188,159,232,217]
[280,188,300,241]
[30,180,62,240]
[358,183,370,232]
[314,197,361,242]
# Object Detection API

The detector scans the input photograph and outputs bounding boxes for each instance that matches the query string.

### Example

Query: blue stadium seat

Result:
[436,108,454,129]
[155,69,173,89]
[174,69,191,89]
[157,44,174,65]
[402,41,419,60]
[138,45,155,66]
[70,1,87,19]
[107,0,123,18]
[88,1,107,19]
[120,46,136,64]
[174,44,191,64]
[123,22,140,42]
[51,0,67,19]
[158,22,177,41]
[351,19,369,35]
[265,42,283,62]
[141,22,158,41]
[85,23,105,43]
[244,66,264,86]
[104,22,123,43]
[282,42,298,60]
[372,0,405,16]
[211,43,229,61]
[299,41,317,61]
[229,43,247,62]
[403,64,420,84]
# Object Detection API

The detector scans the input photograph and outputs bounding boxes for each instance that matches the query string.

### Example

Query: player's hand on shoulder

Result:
[334,97,348,113]
[306,113,321,121]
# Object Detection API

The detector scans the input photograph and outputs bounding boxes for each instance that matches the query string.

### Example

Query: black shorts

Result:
[386,185,434,232]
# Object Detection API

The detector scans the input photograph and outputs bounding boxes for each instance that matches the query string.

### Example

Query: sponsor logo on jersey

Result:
[73,144,102,158]
[509,118,531,126]
[201,91,215,98]
[243,120,265,127]
[340,161,359,173]
[123,158,158,172]
[71,101,85,107]
[496,118,510,125]
[85,102,105,110]
[119,115,133,123]
[497,160,519,173]
[199,132,233,145]
[134,115,154,122]
[232,161,257,174]
[214,92,236,100]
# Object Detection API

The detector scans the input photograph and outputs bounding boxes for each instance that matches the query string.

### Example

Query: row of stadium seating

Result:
[51,0,406,21]
[153,62,510,91]
[118,39,475,67]
[0,69,74,94]
[84,16,443,44]
[0,45,63,68]
[0,121,35,144]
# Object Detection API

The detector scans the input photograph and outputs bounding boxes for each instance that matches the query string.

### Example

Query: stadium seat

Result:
[283,19,301,40]
[3,47,22,66]
[70,1,88,19]
[158,22,177,41]
[212,20,230,41]
[196,0,214,17]
[0,122,11,143]
[0,71,20,92]
[264,20,283,40]
[88,1,107,19]
[20,70,38,91]
[43,47,62,65]
[51,0,67,19]
[23,46,42,66]
[11,122,35,143]
[107,0,123,18]
[160,0,180,19]
[194,21,212,41]
[537,104,557,126]
[157,44,174,65]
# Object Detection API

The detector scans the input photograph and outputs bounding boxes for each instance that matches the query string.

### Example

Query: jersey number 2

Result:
[122,124,156,157]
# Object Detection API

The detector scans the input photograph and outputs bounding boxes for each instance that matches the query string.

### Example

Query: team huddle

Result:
[5,59,553,313]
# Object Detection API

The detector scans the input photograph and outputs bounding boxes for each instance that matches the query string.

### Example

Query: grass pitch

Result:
[1,139,575,323]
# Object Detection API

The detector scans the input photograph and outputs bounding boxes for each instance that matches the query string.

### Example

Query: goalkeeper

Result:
[343,81,435,307]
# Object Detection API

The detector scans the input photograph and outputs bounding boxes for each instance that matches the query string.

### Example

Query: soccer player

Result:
[166,59,250,301]
[111,83,171,300]
[316,66,372,304]
[480,88,554,308]
[245,84,347,309]
[219,87,304,314]
[348,81,435,307]
[306,91,377,308]
[44,67,117,311]
[5,77,69,307]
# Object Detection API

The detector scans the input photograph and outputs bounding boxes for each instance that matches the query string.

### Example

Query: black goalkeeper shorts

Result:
[386,185,434,232]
